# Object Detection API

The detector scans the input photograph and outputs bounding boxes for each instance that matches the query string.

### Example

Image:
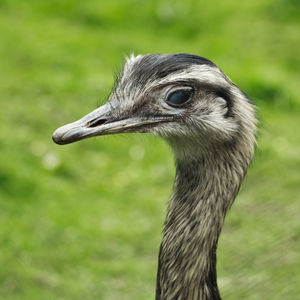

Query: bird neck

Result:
[156,149,250,300]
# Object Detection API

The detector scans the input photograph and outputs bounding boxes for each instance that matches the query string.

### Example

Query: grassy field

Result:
[0,0,299,299]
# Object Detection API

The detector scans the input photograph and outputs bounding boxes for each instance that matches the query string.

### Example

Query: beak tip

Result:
[52,125,72,145]
[52,122,87,145]
[52,130,65,145]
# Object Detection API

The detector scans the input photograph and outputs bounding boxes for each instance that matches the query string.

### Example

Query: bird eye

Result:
[166,88,193,107]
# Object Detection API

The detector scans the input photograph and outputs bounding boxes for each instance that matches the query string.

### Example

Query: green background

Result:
[0,0,299,299]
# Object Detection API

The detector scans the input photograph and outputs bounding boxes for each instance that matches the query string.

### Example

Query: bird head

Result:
[53,54,256,157]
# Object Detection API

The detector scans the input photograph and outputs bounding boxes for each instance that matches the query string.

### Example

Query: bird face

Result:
[53,54,254,151]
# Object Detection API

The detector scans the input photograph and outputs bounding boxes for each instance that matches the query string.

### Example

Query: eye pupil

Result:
[167,89,192,106]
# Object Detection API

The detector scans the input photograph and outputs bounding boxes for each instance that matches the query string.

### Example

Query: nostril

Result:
[88,118,108,128]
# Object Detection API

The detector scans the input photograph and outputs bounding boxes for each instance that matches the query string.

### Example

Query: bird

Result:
[52,53,257,300]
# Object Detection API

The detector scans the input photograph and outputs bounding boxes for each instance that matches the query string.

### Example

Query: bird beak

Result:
[52,103,171,145]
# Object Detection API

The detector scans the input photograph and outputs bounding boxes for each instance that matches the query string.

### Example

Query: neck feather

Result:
[156,146,252,300]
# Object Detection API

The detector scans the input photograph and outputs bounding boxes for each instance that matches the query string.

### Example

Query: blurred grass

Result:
[0,0,299,299]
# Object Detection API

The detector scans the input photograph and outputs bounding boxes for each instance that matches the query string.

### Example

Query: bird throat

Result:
[156,151,249,300]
